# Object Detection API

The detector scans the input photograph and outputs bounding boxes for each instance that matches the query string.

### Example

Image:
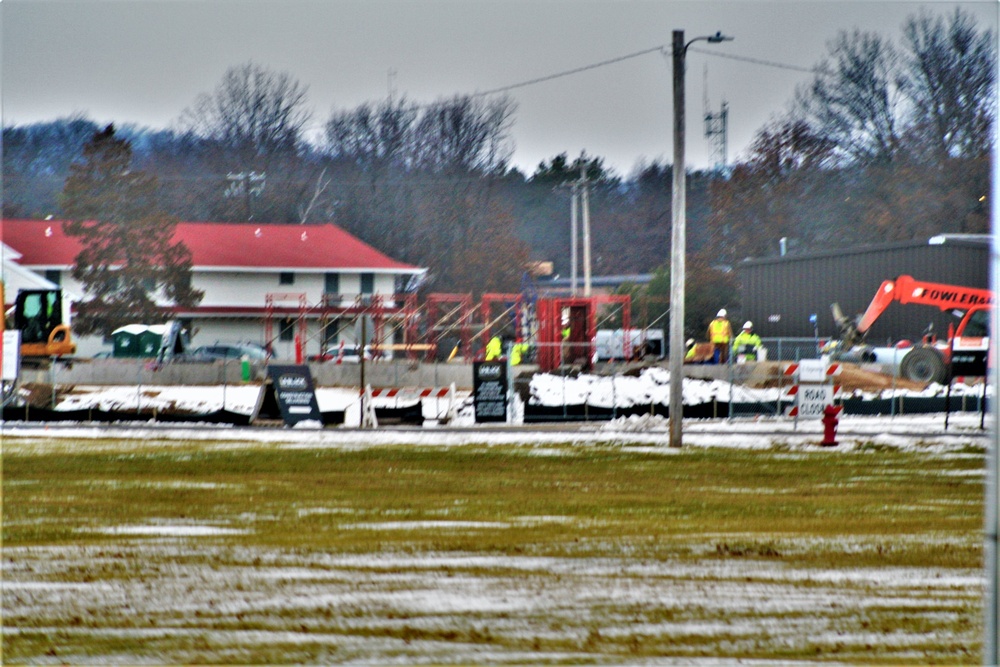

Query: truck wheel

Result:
[899,347,946,384]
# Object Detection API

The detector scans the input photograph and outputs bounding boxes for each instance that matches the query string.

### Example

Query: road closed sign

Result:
[797,384,834,419]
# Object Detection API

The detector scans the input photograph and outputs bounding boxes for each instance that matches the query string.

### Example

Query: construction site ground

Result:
[671,359,983,396]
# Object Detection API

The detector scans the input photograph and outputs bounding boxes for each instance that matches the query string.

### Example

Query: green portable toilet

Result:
[138,325,167,357]
[112,324,147,358]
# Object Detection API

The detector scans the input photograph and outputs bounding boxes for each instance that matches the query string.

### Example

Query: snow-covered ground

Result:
[16,366,990,429]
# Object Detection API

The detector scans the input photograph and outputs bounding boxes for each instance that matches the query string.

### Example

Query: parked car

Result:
[185,342,272,362]
[309,344,392,363]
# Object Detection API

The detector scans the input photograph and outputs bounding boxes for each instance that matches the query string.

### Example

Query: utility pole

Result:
[566,162,592,298]
[580,163,592,298]
[570,181,579,297]
[669,29,687,449]
[668,30,733,449]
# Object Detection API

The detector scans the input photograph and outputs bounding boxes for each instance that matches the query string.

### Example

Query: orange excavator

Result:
[832,275,991,384]
[1,281,77,365]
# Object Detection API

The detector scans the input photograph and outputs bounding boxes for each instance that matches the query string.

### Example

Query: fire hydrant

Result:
[821,404,843,447]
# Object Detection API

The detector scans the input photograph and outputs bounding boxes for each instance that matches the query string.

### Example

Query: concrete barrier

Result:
[18,358,477,390]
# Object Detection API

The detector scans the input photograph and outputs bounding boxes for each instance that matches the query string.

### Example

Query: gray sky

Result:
[2,0,997,176]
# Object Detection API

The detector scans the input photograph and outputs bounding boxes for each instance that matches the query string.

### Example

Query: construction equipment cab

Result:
[832,275,991,384]
[1,283,76,359]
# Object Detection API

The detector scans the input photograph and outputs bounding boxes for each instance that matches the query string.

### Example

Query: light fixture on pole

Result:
[668,29,733,449]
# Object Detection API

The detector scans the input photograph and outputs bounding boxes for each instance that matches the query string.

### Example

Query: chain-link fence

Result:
[517,337,989,423]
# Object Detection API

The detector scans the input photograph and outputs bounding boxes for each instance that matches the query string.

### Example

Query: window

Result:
[324,272,339,295]
[360,272,374,294]
[279,317,295,342]
[279,272,295,285]
[323,319,340,348]
[45,269,61,285]
[964,310,989,338]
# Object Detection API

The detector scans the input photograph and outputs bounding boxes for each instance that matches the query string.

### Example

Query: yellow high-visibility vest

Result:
[708,318,731,343]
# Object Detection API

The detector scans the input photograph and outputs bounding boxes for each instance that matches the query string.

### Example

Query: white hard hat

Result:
[743,321,753,329]
[717,309,727,318]
[686,338,695,347]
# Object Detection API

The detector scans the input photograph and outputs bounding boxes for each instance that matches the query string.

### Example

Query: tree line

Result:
[3,8,992,337]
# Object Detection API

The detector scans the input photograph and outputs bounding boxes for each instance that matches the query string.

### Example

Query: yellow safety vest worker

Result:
[708,318,732,344]
[485,336,502,361]
[510,342,528,366]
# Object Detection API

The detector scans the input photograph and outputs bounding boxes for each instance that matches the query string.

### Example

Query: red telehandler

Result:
[831,275,991,384]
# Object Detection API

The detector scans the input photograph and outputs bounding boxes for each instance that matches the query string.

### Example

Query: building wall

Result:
[64,269,408,358]
[737,240,989,343]
[194,270,397,306]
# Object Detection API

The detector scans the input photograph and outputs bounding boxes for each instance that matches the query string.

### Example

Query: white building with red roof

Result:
[1,219,426,357]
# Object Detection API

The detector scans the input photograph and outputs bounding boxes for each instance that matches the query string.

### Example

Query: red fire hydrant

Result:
[821,404,843,447]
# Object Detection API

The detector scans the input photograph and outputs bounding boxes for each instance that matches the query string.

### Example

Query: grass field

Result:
[1,433,986,664]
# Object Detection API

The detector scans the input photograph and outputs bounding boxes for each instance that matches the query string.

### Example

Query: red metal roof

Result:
[1,219,422,273]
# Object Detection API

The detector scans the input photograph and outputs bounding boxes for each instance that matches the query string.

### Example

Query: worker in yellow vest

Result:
[484,335,502,361]
[731,321,763,362]
[510,341,529,365]
[707,309,733,364]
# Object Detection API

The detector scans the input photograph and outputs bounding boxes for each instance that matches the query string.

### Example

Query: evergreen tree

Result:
[60,125,203,337]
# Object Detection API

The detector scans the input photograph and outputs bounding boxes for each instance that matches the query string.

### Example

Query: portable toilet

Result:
[137,325,167,357]
[112,324,148,358]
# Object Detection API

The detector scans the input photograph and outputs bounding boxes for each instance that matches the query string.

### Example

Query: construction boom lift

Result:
[1,281,77,363]
[832,274,991,384]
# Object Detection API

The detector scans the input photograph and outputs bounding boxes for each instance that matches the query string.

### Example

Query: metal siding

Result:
[737,243,988,343]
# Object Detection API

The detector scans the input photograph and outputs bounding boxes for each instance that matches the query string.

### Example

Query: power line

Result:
[687,46,825,74]
[467,44,822,100]
[469,45,667,98]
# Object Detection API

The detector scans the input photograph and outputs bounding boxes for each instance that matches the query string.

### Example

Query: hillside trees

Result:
[2,115,101,218]
[60,125,203,337]
[320,94,530,294]
[707,8,993,259]
[178,61,314,222]
[638,254,738,338]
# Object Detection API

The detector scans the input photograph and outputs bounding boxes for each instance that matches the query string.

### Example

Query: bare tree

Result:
[412,95,516,174]
[181,61,311,162]
[179,62,312,221]
[899,8,995,161]
[325,98,418,167]
[797,29,902,165]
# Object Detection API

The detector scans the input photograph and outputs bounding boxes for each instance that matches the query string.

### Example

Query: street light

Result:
[669,29,733,449]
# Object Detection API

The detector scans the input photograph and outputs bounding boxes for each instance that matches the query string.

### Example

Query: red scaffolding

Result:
[535,295,630,372]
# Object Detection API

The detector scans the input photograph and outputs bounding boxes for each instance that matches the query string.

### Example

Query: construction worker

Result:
[484,335,502,361]
[707,309,733,364]
[731,321,763,362]
[510,340,529,366]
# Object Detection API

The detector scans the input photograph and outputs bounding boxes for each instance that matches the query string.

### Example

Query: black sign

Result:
[951,350,988,377]
[266,365,323,426]
[473,361,508,423]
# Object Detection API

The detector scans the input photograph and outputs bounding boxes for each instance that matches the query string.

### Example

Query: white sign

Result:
[797,358,828,383]
[2,330,21,381]
[796,384,834,419]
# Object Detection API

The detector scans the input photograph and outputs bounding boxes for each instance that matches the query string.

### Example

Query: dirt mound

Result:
[833,364,927,392]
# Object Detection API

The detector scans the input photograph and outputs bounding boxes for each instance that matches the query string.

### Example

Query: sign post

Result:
[473,361,508,423]
[264,365,322,427]
[786,359,841,423]
[2,330,21,382]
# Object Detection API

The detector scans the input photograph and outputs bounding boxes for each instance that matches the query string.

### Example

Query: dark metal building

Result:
[737,235,990,344]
